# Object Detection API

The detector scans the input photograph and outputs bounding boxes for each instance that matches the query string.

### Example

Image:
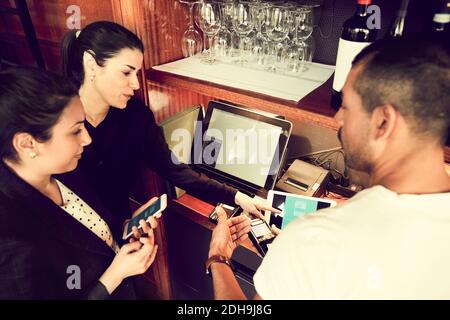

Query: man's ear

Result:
[12,132,38,159]
[370,104,398,141]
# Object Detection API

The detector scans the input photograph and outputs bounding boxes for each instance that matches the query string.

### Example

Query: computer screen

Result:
[202,109,282,187]
[193,101,292,196]
[160,106,203,164]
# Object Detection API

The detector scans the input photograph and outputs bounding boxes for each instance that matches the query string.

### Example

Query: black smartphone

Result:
[209,205,276,256]
[233,208,276,257]
[208,203,238,224]
[247,215,276,256]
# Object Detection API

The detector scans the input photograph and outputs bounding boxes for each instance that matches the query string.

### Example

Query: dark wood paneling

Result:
[2,0,115,41]
[139,0,189,67]
[0,0,116,70]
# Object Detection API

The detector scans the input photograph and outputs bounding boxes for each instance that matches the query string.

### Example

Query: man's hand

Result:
[234,191,281,220]
[209,206,252,259]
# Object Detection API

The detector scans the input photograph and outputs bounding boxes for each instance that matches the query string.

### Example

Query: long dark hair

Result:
[0,68,78,163]
[61,21,144,88]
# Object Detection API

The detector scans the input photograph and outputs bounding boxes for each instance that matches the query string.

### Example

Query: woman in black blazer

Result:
[0,68,158,299]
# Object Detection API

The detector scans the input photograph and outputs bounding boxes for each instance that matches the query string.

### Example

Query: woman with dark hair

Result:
[60,21,275,235]
[0,67,158,299]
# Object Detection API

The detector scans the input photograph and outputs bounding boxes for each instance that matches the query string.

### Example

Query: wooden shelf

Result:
[147,68,339,131]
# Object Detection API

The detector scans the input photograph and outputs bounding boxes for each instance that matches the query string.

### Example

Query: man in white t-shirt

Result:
[207,37,450,299]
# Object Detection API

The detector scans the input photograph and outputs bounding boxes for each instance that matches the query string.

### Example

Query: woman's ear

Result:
[371,104,398,141]
[12,132,38,160]
[82,50,98,79]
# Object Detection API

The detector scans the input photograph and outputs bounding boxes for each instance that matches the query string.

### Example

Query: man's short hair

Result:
[352,37,450,145]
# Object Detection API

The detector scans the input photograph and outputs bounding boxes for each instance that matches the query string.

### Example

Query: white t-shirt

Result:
[253,185,450,299]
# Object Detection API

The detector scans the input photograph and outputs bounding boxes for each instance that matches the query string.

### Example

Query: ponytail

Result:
[60,30,83,87]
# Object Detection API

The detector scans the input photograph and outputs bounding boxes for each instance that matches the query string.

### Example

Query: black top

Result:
[76,97,237,234]
[0,162,139,300]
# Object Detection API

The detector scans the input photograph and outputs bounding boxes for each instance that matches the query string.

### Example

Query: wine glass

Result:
[179,0,203,57]
[296,7,314,71]
[265,4,291,72]
[214,0,233,61]
[232,1,254,65]
[304,34,316,68]
[250,1,271,67]
[198,1,222,63]
[284,6,309,74]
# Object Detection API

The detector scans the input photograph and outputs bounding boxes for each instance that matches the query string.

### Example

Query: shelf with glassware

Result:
[179,0,319,75]
[149,0,338,129]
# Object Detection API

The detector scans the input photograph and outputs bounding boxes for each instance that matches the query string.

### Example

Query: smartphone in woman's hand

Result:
[122,194,167,240]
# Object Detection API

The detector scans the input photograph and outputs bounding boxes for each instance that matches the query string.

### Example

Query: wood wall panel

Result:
[0,0,116,70]
[147,79,212,123]
[140,0,188,67]
[2,0,115,41]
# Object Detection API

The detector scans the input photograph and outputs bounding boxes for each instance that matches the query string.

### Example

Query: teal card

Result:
[281,196,319,229]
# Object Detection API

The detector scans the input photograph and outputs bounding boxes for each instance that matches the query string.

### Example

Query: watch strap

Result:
[205,254,233,275]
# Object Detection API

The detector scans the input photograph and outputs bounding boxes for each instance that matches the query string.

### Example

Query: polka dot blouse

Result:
[55,179,120,254]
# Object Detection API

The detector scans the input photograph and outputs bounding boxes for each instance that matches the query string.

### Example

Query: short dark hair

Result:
[61,21,144,88]
[0,68,78,163]
[352,36,450,145]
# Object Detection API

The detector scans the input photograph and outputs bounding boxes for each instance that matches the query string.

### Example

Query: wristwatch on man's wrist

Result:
[205,254,233,275]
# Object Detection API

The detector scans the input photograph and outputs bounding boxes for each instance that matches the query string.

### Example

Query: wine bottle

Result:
[331,0,378,109]
[388,0,410,38]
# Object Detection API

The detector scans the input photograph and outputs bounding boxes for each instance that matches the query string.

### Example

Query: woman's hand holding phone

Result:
[123,195,166,240]
[100,195,167,295]
[99,229,158,294]
[128,214,158,240]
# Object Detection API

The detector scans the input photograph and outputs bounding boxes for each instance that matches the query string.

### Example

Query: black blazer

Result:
[0,162,138,299]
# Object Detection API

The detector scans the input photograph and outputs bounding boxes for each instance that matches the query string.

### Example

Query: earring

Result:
[90,75,95,82]
[29,152,37,159]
